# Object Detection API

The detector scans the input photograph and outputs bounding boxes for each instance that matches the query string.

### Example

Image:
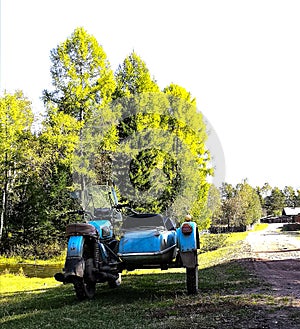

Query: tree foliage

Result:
[207,184,222,226]
[264,187,286,216]
[5,27,300,257]
[0,91,34,245]
[219,180,262,228]
[114,51,159,98]
[111,52,211,222]
[43,27,116,121]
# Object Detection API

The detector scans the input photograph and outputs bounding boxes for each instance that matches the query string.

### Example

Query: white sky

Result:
[1,0,300,190]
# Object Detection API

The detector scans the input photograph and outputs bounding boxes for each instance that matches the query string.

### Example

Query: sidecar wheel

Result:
[74,278,96,300]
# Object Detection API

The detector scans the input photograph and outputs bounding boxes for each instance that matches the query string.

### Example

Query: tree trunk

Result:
[0,152,8,242]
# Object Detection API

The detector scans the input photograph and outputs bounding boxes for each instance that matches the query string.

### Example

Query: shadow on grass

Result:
[1,259,299,329]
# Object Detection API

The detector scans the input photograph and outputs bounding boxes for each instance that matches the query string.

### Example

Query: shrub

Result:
[199,233,228,253]
[282,223,300,231]
[2,241,66,260]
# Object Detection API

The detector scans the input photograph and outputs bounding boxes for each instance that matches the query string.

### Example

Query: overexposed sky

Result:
[1,0,300,189]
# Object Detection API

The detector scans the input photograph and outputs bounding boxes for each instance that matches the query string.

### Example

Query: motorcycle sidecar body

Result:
[117,213,178,268]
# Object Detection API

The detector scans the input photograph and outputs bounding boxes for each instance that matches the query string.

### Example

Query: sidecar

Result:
[118,213,178,269]
[117,212,199,294]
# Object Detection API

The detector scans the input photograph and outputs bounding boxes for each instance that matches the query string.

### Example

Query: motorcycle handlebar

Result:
[64,210,83,215]
[114,204,139,215]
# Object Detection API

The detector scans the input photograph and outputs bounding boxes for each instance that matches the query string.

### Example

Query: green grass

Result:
[0,270,59,295]
[0,252,66,266]
[0,262,257,329]
[225,223,268,244]
[1,223,299,329]
[1,259,298,329]
[252,223,268,231]
[199,222,268,261]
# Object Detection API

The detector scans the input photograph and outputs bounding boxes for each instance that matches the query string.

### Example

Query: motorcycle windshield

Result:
[82,185,116,215]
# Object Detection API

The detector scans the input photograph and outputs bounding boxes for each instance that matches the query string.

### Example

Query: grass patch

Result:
[200,223,268,254]
[252,223,268,232]
[1,258,298,329]
[0,270,59,295]
[1,223,298,328]
[0,252,66,266]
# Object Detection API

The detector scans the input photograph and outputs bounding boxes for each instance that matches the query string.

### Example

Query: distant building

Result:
[282,207,300,223]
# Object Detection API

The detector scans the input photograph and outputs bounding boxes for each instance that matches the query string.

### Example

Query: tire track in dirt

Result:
[246,223,300,301]
[239,224,300,328]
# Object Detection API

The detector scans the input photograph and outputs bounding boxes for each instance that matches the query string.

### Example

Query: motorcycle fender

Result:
[179,250,198,268]
[67,236,84,258]
[177,222,199,252]
[64,236,85,278]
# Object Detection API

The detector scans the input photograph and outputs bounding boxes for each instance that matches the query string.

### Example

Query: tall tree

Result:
[296,190,300,207]
[208,184,222,226]
[112,53,212,220]
[114,51,159,98]
[3,108,84,255]
[164,84,211,225]
[256,182,272,215]
[112,52,164,210]
[43,27,118,188]
[237,181,262,226]
[220,183,242,228]
[283,186,297,207]
[264,187,285,216]
[28,110,83,245]
[43,27,116,121]
[0,91,34,243]
[220,180,262,229]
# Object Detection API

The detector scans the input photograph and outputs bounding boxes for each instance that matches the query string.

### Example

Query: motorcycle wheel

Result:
[74,278,96,300]
[186,266,198,295]
[74,259,96,300]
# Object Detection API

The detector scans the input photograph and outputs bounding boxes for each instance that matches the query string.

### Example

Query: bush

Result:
[282,223,300,231]
[199,233,228,253]
[2,241,66,260]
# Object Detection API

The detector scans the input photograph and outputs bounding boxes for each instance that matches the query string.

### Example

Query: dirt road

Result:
[246,223,300,302]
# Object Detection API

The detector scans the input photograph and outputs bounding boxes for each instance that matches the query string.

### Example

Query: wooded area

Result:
[0,28,299,258]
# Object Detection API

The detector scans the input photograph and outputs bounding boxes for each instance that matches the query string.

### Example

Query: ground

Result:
[244,223,300,327]
[246,224,300,301]
[1,223,300,329]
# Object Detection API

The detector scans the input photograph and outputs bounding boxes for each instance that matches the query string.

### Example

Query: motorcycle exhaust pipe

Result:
[97,271,118,281]
[54,272,65,282]
[54,272,81,284]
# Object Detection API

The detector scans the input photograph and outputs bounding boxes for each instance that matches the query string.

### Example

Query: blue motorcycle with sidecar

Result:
[54,185,199,300]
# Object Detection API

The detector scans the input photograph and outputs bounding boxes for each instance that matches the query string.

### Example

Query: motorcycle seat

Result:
[66,223,98,237]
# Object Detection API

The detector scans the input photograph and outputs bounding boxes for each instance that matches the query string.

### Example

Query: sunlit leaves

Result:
[220,181,263,227]
[0,91,35,242]
[43,27,116,121]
